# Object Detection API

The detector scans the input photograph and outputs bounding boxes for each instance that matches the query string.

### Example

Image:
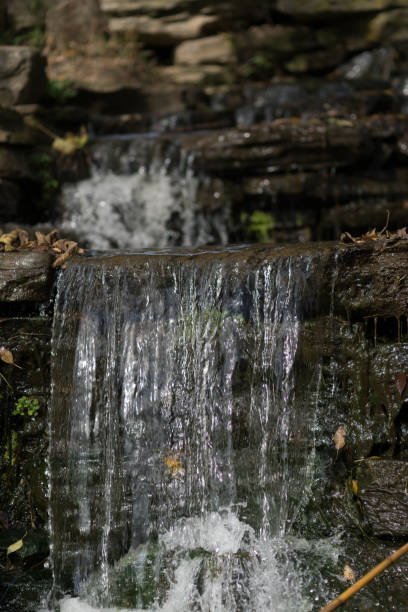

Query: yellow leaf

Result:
[333,425,345,451]
[7,538,23,555]
[0,234,14,246]
[164,452,184,478]
[35,231,47,245]
[352,480,358,495]
[343,564,355,582]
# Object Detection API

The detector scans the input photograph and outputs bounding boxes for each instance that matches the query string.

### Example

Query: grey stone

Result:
[45,0,106,52]
[175,33,234,65]
[7,0,37,31]
[0,251,54,301]
[108,14,219,46]
[0,46,47,105]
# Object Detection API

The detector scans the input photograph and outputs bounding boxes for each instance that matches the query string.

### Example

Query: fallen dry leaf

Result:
[0,227,85,266]
[164,452,184,478]
[7,538,23,556]
[343,564,355,582]
[333,425,345,451]
[0,347,22,368]
[35,231,48,245]
[351,479,358,496]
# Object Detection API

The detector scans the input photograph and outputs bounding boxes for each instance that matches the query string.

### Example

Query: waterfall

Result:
[48,246,335,611]
[59,137,229,250]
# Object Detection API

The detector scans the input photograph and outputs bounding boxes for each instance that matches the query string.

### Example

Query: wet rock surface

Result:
[0,310,52,611]
[0,252,54,301]
[356,459,408,537]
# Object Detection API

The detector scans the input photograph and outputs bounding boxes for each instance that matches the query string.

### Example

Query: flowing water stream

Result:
[47,245,341,612]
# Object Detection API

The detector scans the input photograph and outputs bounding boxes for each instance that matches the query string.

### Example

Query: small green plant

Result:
[3,430,18,465]
[13,396,40,418]
[46,78,78,104]
[241,53,275,79]
[243,210,276,242]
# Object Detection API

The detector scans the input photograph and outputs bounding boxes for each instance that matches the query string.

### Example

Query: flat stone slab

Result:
[0,251,54,301]
[356,458,408,537]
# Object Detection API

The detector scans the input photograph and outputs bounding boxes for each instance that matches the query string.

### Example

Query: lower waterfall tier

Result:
[47,243,408,611]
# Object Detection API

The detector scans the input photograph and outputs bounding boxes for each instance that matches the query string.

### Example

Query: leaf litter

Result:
[0,228,84,269]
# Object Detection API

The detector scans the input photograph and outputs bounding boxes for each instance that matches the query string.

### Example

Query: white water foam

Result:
[52,511,339,612]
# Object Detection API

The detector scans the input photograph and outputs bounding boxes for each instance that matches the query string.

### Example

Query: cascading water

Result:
[48,246,339,612]
[59,137,229,250]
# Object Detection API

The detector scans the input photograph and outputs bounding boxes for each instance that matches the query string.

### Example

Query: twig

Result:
[378,209,390,236]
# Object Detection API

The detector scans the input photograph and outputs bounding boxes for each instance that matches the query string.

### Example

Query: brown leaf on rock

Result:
[7,538,23,556]
[0,233,16,247]
[0,227,84,265]
[333,425,345,451]
[0,347,22,368]
[52,242,79,268]
[340,232,356,244]
[45,229,59,244]
[343,564,355,582]
[363,228,377,240]
[395,371,407,396]
[35,231,47,245]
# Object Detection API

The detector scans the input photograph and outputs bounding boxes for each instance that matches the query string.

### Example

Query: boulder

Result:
[175,33,234,65]
[356,459,408,537]
[6,0,53,32]
[108,14,219,46]
[46,0,106,52]
[47,55,146,94]
[0,46,47,106]
[0,252,54,302]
